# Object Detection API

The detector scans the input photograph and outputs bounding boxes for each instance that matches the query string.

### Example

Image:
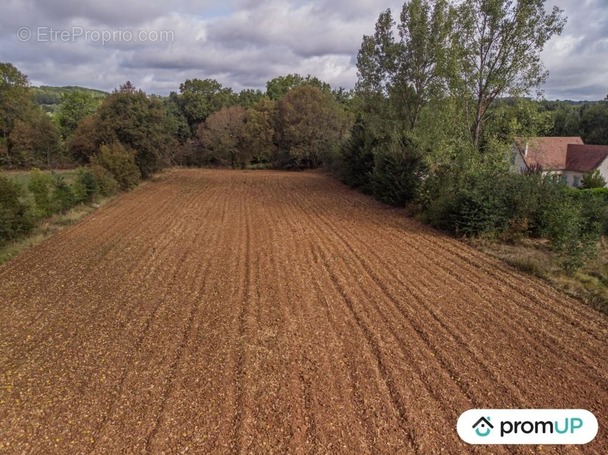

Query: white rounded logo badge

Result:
[457,409,598,445]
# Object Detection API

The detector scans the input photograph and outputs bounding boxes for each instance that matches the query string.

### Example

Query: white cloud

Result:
[0,0,605,99]
[541,0,608,99]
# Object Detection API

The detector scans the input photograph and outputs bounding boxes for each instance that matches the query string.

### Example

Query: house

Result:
[565,145,608,188]
[513,137,608,188]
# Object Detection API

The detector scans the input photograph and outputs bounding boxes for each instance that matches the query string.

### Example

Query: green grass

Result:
[503,255,546,277]
[1,168,80,189]
[0,167,112,266]
[1,168,82,211]
[0,199,108,266]
[470,237,608,315]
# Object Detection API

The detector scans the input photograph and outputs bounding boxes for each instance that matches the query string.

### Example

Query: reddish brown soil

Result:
[0,169,606,454]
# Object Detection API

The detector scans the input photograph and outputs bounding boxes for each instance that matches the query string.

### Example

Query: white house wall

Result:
[563,171,584,188]
[561,160,608,188]
[596,158,608,187]
[512,146,528,173]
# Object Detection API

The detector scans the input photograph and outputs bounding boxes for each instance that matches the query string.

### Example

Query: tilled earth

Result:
[0,169,606,454]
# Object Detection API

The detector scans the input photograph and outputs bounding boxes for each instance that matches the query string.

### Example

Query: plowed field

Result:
[1,169,606,454]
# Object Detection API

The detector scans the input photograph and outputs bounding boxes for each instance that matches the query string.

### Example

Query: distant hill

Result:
[497,96,605,105]
[33,86,108,113]
[556,100,604,105]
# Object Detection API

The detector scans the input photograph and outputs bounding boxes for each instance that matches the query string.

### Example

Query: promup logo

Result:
[457,409,598,445]
[472,416,493,437]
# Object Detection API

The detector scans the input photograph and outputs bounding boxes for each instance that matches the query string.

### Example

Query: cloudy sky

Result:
[1,0,606,100]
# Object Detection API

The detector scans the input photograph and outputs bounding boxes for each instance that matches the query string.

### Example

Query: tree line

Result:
[338,0,607,272]
[2,0,608,271]
[0,66,354,174]
[0,66,354,247]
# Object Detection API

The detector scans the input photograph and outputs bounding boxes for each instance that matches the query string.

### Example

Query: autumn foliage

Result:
[198,106,247,168]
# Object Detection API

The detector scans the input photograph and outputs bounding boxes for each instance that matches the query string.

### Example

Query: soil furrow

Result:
[306,187,606,407]
[1,169,606,454]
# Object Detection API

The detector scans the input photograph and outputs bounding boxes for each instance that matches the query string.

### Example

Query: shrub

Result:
[510,175,564,238]
[75,168,99,202]
[370,153,423,206]
[70,176,88,204]
[368,138,423,207]
[586,187,608,202]
[90,164,119,197]
[423,170,512,236]
[421,168,602,271]
[423,171,563,238]
[340,118,375,191]
[540,196,602,273]
[51,174,76,213]
[28,169,55,217]
[581,170,607,189]
[94,143,141,190]
[0,176,33,245]
[564,188,608,234]
[452,174,511,236]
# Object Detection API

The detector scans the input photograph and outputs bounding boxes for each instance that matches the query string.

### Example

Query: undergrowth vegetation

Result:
[0,167,121,247]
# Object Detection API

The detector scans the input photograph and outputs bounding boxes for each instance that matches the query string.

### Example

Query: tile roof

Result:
[515,137,584,170]
[566,144,608,172]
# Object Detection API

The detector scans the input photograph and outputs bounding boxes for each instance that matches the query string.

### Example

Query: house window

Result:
[560,174,568,184]
[573,175,580,187]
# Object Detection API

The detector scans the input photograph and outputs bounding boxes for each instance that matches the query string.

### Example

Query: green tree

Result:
[356,10,397,97]
[581,170,607,189]
[266,74,331,100]
[56,91,99,140]
[50,173,76,213]
[28,169,55,217]
[68,115,99,163]
[267,74,305,100]
[541,195,601,273]
[547,101,581,136]
[76,168,99,202]
[198,106,248,168]
[483,98,553,143]
[176,79,236,133]
[0,176,33,244]
[68,82,174,178]
[354,11,405,194]
[164,93,191,144]
[369,138,424,206]
[332,87,356,110]
[340,116,376,190]
[580,101,608,145]
[33,89,61,107]
[397,0,452,129]
[276,85,353,169]
[355,0,455,162]
[356,1,452,131]
[9,109,61,168]
[237,89,264,109]
[353,3,456,200]
[242,97,278,164]
[456,0,566,147]
[356,8,409,147]
[94,143,141,190]
[0,63,36,166]
[92,82,175,178]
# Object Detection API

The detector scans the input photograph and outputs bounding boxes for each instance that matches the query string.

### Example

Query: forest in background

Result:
[1,68,607,173]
